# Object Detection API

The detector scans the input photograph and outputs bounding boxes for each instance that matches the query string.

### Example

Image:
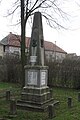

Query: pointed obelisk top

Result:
[29,12,45,66]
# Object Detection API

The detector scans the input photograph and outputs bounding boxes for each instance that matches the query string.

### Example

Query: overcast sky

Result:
[0,0,80,55]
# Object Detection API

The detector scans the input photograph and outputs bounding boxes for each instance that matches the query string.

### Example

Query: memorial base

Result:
[17,86,54,111]
[17,65,54,111]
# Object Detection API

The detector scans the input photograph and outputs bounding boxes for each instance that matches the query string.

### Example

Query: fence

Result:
[0,56,80,89]
[48,59,80,89]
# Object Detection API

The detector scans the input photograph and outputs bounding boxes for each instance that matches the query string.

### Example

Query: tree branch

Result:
[42,13,67,29]
[4,0,71,30]
[30,0,46,13]
[4,5,20,17]
[30,0,39,12]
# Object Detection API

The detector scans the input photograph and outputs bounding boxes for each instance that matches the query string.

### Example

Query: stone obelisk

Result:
[17,12,53,111]
[29,11,44,66]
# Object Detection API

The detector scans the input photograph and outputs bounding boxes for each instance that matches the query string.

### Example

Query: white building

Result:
[0,32,67,62]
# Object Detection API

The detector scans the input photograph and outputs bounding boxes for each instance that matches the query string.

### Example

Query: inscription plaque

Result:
[30,56,37,63]
[40,70,47,85]
[28,71,37,85]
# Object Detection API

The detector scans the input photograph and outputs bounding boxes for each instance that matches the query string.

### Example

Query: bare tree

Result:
[2,0,69,87]
[7,0,68,28]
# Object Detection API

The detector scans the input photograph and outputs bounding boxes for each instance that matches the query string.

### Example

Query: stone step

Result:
[17,99,59,112]
[21,91,50,96]
[23,87,50,94]
[17,98,54,106]
[21,91,52,103]
[17,103,46,112]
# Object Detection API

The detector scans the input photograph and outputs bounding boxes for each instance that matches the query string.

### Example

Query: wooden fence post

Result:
[48,104,55,119]
[6,90,10,101]
[78,92,80,102]
[67,97,72,108]
[10,99,17,115]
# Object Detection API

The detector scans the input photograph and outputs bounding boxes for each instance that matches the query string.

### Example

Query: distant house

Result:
[66,53,77,59]
[66,53,80,61]
[0,32,67,62]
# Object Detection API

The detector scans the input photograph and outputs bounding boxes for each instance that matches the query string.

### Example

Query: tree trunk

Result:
[21,0,25,87]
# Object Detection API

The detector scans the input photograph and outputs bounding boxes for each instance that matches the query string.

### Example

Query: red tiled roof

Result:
[1,32,66,53]
[44,41,66,53]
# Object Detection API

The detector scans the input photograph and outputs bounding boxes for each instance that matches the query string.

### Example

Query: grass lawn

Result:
[0,82,80,120]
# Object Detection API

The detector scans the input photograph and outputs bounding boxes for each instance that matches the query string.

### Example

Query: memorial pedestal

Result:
[17,65,54,111]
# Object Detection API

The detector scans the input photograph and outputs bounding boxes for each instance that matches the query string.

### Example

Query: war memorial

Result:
[17,12,54,111]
